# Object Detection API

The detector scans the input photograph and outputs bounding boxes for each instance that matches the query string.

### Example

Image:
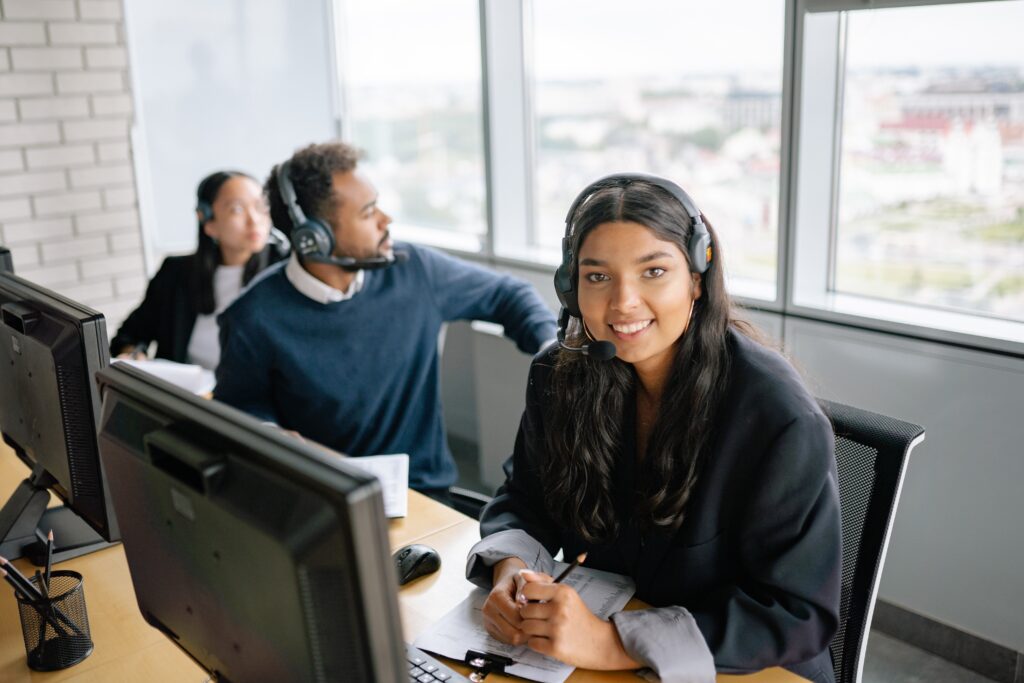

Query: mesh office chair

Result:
[820,399,925,683]
[448,486,492,520]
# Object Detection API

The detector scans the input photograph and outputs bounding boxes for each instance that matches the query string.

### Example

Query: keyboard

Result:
[406,643,472,682]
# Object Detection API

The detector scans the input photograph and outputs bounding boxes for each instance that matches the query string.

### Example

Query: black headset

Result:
[552,173,712,361]
[277,160,336,261]
[275,160,404,272]
[195,170,245,225]
[196,173,290,252]
[554,172,712,319]
[196,200,215,223]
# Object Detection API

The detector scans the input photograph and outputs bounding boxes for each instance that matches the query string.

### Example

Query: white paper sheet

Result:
[113,358,216,395]
[342,453,409,518]
[414,564,636,683]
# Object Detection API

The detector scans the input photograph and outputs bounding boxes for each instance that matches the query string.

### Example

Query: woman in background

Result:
[111,170,285,370]
[468,176,841,683]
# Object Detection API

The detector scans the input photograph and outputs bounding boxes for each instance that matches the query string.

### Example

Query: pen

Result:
[552,552,587,584]
[0,555,42,600]
[517,552,588,604]
[44,530,53,597]
[0,556,83,637]
[1,568,70,637]
[2,568,40,603]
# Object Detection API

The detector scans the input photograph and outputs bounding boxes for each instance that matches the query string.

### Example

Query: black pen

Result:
[1,556,83,637]
[0,555,42,600]
[517,552,588,604]
[552,552,587,584]
[1,568,69,636]
[1,568,38,603]
[44,530,53,596]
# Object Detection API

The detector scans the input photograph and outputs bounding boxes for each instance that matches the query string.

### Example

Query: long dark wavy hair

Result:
[194,170,273,314]
[542,180,756,544]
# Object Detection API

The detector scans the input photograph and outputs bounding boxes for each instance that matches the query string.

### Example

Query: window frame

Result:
[788,0,1024,355]
[333,0,490,253]
[332,0,1024,357]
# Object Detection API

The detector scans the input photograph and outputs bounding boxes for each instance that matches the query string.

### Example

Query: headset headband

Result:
[564,172,702,230]
[277,160,309,229]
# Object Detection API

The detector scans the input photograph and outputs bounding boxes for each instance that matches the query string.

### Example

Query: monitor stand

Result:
[0,464,113,566]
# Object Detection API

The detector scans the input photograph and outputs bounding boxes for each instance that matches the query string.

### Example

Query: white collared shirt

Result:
[284,252,365,304]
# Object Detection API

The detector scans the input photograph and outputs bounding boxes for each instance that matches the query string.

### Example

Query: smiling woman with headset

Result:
[110,170,287,370]
[466,175,842,683]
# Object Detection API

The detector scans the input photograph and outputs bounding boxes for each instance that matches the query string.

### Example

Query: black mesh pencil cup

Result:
[14,570,94,671]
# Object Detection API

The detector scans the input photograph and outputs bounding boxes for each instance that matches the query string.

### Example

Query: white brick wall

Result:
[0,0,145,336]
[11,47,83,70]
[19,95,90,119]
[84,46,124,69]
[25,142,95,168]
[0,149,23,171]
[47,22,117,45]
[4,1,76,21]
[0,121,61,146]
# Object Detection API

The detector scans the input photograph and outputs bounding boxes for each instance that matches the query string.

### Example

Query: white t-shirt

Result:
[186,264,244,371]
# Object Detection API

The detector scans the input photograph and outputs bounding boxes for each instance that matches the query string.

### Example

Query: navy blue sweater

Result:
[214,242,556,491]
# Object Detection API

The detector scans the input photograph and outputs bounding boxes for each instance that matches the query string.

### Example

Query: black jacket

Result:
[479,330,842,683]
[110,248,286,362]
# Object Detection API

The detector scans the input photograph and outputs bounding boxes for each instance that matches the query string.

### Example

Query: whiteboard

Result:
[124,0,337,267]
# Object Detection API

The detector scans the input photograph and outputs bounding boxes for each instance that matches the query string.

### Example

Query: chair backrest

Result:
[819,399,925,683]
[448,485,493,520]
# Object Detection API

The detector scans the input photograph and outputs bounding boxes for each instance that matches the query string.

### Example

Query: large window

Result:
[338,0,486,250]
[834,1,1024,323]
[331,0,1024,352]
[530,0,786,299]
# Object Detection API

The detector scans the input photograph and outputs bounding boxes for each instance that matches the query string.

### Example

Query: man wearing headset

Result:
[213,142,556,500]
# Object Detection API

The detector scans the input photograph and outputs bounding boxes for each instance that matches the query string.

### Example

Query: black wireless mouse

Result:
[393,543,441,586]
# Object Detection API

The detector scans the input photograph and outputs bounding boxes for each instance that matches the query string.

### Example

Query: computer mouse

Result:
[393,543,441,586]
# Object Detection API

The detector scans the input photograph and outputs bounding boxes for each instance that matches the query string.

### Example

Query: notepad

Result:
[113,358,216,395]
[342,453,409,518]
[414,563,636,683]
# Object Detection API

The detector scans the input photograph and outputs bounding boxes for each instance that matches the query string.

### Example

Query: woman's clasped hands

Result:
[481,557,640,671]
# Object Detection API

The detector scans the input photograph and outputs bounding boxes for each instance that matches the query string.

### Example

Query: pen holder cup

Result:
[14,570,94,671]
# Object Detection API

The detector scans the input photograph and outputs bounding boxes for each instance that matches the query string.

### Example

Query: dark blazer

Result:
[479,330,842,683]
[110,255,201,362]
[110,247,286,363]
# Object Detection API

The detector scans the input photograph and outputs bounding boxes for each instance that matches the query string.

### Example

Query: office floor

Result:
[449,438,999,683]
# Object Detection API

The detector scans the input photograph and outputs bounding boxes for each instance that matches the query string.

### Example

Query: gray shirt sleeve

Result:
[611,607,716,683]
[468,530,716,683]
[465,529,556,588]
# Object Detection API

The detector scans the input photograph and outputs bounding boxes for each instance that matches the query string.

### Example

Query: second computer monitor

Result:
[95,363,406,682]
[0,270,117,563]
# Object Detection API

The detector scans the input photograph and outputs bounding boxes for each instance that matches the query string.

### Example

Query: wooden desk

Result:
[1,447,805,682]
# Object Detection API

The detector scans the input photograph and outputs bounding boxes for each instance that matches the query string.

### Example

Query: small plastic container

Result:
[14,570,94,671]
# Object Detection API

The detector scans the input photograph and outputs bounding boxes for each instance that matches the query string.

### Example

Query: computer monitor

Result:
[0,271,118,564]
[95,363,407,682]
[0,246,12,274]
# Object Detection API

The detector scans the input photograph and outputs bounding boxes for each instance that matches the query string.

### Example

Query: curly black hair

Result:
[264,142,363,237]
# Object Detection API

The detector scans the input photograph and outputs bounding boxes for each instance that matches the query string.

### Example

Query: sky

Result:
[339,0,1024,86]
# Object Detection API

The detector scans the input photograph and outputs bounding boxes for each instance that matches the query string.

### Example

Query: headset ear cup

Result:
[310,218,335,257]
[196,201,214,224]
[291,218,335,260]
[688,220,712,274]
[553,259,581,318]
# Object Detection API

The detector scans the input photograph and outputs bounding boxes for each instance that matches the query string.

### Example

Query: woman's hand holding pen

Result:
[515,570,641,671]
[482,557,529,645]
